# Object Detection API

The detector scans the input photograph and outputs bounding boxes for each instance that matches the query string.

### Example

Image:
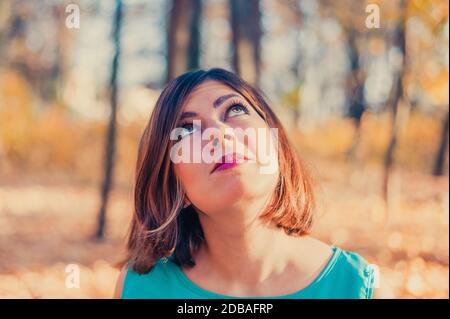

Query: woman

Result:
[114,68,376,299]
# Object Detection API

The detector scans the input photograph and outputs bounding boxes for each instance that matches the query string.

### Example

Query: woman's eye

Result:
[226,103,249,118]
[182,123,194,132]
[177,122,198,139]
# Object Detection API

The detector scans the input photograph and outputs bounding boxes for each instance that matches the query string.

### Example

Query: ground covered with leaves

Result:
[0,159,448,298]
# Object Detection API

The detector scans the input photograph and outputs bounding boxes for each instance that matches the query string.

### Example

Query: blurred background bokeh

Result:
[0,0,448,298]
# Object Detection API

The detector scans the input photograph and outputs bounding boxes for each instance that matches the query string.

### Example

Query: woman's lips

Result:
[210,152,250,174]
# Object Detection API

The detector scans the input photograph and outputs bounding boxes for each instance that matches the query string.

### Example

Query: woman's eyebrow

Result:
[179,111,198,121]
[179,93,241,120]
[213,93,240,108]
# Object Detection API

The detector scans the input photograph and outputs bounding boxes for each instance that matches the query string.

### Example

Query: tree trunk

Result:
[187,0,202,70]
[290,0,304,129]
[346,28,366,162]
[167,0,202,82]
[433,109,449,176]
[52,4,73,101]
[382,2,406,203]
[95,0,122,240]
[229,0,262,87]
[347,27,366,161]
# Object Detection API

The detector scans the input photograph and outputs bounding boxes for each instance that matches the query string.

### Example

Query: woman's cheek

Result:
[176,162,209,198]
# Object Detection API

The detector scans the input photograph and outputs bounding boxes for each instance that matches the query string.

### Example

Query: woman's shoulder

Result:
[299,237,373,280]
[337,247,373,270]
[113,264,128,299]
[297,237,376,298]
[327,246,376,298]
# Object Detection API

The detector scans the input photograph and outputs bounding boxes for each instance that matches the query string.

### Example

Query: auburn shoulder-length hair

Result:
[125,68,315,274]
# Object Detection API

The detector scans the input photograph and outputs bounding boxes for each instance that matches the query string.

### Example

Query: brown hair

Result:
[124,68,315,274]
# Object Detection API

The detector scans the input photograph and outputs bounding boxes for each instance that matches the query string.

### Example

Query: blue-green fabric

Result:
[121,246,375,299]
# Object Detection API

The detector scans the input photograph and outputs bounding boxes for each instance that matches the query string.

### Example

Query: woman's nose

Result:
[207,125,236,154]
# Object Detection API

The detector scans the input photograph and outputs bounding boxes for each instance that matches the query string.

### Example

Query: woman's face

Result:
[172,80,279,217]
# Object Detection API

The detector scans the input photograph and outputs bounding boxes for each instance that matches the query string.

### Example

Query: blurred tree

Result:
[167,0,203,82]
[287,0,304,127]
[269,0,304,128]
[345,27,367,162]
[320,0,368,161]
[382,0,408,203]
[0,1,12,60]
[96,0,123,240]
[229,0,262,87]
[0,1,72,103]
[51,4,73,102]
[433,108,449,176]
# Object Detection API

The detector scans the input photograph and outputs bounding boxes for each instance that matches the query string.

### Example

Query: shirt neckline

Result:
[171,245,342,298]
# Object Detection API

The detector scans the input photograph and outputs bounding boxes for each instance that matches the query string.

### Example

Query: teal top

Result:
[121,246,375,299]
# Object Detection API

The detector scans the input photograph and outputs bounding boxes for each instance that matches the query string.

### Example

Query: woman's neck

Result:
[196,209,305,286]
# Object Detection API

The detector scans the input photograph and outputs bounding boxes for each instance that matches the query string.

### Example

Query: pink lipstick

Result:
[211,153,249,174]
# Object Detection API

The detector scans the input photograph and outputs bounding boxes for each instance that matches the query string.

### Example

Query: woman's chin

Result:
[214,178,274,204]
